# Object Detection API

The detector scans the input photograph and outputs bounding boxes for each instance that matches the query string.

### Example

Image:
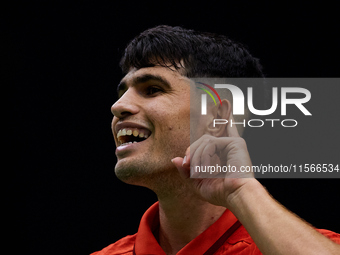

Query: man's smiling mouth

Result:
[117,128,151,147]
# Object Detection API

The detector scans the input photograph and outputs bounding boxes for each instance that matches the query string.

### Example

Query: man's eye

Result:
[145,86,163,95]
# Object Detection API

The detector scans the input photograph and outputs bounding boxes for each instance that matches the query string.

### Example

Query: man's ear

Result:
[206,99,231,137]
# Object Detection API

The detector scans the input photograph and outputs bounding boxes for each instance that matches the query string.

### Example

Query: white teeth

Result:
[117,128,149,138]
[121,129,127,136]
[118,128,139,137]
[119,141,139,146]
[120,142,133,146]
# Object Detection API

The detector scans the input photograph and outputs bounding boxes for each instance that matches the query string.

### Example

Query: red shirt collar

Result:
[134,202,238,254]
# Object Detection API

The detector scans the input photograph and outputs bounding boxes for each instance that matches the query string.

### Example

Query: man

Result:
[92,25,340,254]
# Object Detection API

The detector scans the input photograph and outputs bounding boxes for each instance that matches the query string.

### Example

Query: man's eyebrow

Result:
[117,74,171,94]
[133,74,171,88]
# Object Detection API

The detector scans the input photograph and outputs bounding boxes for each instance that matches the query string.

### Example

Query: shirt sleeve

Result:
[316,229,340,245]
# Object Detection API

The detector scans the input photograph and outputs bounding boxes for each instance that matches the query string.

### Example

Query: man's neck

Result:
[157,192,226,255]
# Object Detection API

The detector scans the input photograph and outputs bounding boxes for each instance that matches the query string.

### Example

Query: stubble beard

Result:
[114,141,190,197]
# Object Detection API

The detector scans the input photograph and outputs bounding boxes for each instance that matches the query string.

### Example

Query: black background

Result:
[11,2,339,254]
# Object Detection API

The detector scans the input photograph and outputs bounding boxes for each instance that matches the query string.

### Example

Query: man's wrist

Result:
[225,178,267,213]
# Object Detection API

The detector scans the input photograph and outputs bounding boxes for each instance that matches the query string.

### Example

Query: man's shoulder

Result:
[90,234,136,255]
[89,226,340,255]
[228,224,340,244]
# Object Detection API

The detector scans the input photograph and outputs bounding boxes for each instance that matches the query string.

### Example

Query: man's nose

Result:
[111,89,140,119]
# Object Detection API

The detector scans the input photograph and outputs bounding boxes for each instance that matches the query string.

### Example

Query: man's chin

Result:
[115,161,136,182]
[114,158,151,185]
[114,157,177,186]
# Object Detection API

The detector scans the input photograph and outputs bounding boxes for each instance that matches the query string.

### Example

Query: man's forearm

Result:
[226,179,340,255]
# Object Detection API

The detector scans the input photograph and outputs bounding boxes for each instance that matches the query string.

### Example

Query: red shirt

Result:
[91,202,340,255]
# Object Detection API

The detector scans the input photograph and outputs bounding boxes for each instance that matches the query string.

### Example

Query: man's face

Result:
[111,66,191,185]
